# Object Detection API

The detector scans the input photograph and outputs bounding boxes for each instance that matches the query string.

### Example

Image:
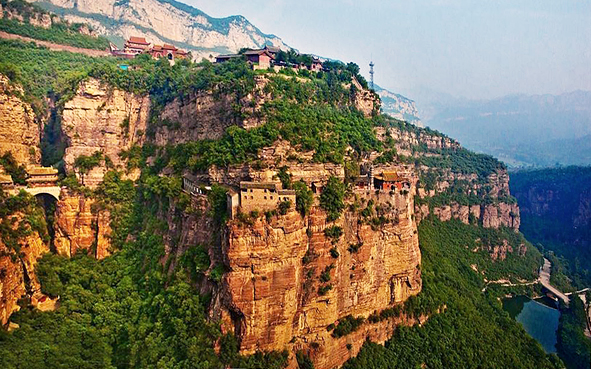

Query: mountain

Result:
[511,166,591,289]
[32,0,288,58]
[418,90,591,168]
[375,85,422,126]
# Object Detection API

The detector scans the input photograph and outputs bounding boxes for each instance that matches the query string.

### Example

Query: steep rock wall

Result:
[53,190,111,259]
[0,75,40,165]
[0,225,48,326]
[62,78,149,188]
[218,190,421,369]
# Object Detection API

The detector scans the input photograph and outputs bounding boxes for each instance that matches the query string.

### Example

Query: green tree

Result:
[320,176,345,221]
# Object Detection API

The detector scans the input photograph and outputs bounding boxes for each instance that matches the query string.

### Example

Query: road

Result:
[0,31,110,57]
[539,258,570,305]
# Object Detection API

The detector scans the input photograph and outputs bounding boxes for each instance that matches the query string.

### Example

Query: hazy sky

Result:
[185,1,591,100]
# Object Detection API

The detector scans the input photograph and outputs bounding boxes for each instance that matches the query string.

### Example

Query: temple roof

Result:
[374,172,408,182]
[0,173,13,184]
[128,36,150,45]
[26,166,58,176]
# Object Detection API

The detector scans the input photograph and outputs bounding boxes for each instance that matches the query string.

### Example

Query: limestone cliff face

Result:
[0,75,40,165]
[351,78,381,117]
[61,78,149,188]
[156,75,270,144]
[376,125,521,231]
[217,190,420,369]
[376,86,422,126]
[0,222,48,326]
[53,190,111,259]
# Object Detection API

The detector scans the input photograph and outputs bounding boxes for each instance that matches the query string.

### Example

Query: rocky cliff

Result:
[53,189,112,259]
[218,190,420,369]
[0,75,40,165]
[34,0,288,58]
[0,212,49,327]
[376,85,422,126]
[62,77,149,188]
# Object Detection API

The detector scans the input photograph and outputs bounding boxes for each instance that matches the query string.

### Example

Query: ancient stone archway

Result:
[24,186,61,200]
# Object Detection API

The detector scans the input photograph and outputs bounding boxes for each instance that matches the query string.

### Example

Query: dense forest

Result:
[511,167,591,290]
[343,219,560,369]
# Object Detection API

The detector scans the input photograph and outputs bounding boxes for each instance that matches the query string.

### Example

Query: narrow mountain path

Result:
[0,31,109,57]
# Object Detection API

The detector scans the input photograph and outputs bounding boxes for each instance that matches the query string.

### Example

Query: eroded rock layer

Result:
[0,75,40,165]
[218,190,421,369]
[61,78,149,188]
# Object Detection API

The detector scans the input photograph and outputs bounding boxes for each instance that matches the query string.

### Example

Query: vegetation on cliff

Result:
[343,219,560,369]
[511,166,591,290]
[0,180,287,369]
[556,295,591,369]
[0,0,110,50]
[0,37,562,369]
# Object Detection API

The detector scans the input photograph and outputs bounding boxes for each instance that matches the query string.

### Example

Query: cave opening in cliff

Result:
[35,193,57,253]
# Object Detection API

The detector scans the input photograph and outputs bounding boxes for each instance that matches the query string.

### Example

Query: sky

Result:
[185,0,591,101]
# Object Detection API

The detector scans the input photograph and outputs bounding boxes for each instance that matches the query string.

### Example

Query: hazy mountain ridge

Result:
[375,85,422,126]
[420,90,591,168]
[33,0,288,57]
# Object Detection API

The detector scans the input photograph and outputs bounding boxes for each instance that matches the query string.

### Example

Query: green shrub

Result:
[320,177,345,221]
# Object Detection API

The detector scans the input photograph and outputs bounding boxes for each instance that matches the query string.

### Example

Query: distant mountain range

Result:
[33,0,288,58]
[375,85,422,126]
[415,90,591,168]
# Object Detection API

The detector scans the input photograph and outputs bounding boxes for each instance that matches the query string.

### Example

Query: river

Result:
[503,295,561,353]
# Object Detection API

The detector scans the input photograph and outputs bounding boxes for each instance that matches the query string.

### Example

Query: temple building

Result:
[124,36,151,55]
[373,172,411,191]
[227,181,296,217]
[25,166,58,188]
[0,170,13,188]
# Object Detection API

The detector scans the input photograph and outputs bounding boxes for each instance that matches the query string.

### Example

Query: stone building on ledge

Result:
[228,181,296,218]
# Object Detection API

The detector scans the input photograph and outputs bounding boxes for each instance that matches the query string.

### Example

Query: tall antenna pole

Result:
[369,61,375,90]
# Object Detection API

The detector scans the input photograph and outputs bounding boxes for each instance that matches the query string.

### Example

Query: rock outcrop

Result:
[53,190,111,259]
[0,75,40,165]
[216,189,421,369]
[61,78,149,188]
[0,221,48,326]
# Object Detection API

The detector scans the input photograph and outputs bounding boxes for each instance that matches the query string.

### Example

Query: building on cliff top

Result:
[25,166,58,187]
[227,181,296,218]
[216,49,275,69]
[373,171,411,191]
[110,37,188,62]
[124,36,151,55]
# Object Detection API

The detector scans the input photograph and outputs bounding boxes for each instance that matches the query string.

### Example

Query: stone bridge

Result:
[8,186,61,200]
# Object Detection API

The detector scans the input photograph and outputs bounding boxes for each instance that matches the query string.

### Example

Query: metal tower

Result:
[369,61,375,90]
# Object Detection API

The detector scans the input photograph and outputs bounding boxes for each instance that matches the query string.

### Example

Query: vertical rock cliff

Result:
[0,75,40,164]
[52,78,149,258]
[0,214,49,327]
[61,78,149,188]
